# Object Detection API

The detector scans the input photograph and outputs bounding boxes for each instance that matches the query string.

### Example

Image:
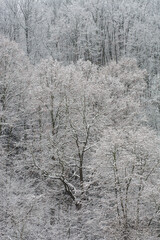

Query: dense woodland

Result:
[1,0,160,239]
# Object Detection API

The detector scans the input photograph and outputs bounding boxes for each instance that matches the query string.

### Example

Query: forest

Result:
[1,0,160,239]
